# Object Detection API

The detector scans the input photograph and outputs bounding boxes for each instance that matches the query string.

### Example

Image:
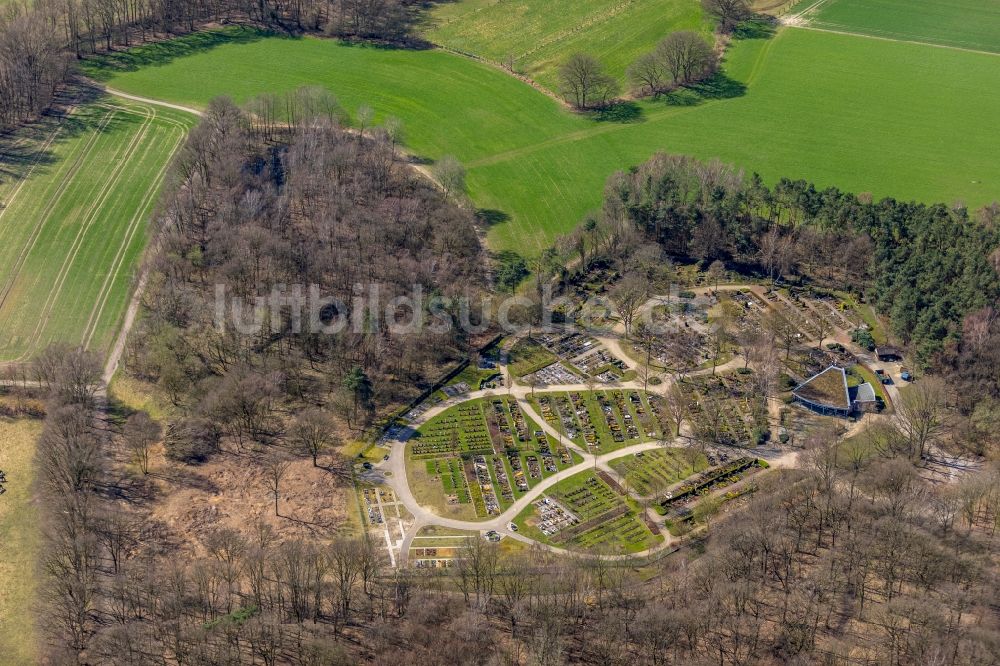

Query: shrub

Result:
[852,328,876,351]
[165,417,221,463]
[751,427,768,445]
[679,290,696,299]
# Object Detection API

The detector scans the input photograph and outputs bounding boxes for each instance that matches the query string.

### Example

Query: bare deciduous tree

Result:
[897,376,949,461]
[702,0,751,32]
[124,411,161,475]
[263,454,292,517]
[558,53,620,109]
[289,408,338,467]
[657,31,716,86]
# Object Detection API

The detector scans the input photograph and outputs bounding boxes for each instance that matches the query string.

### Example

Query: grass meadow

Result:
[83,26,1000,255]
[794,0,1000,52]
[0,418,43,664]
[424,0,709,91]
[0,100,193,362]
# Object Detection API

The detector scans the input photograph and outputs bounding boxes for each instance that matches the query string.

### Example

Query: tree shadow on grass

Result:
[592,101,644,124]
[79,26,272,81]
[733,17,778,41]
[657,72,747,108]
[475,209,510,227]
[0,82,113,192]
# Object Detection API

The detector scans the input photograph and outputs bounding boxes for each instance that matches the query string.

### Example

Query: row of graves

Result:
[414,397,575,518]
[532,331,630,383]
[801,291,866,334]
[661,457,766,524]
[362,487,385,525]
[760,287,861,348]
[760,288,824,341]
[535,390,667,452]
[683,373,770,447]
[528,474,658,552]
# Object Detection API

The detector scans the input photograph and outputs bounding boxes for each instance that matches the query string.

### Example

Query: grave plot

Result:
[802,293,862,334]
[534,331,629,380]
[659,457,765,513]
[609,448,709,497]
[508,338,559,377]
[408,526,476,569]
[764,290,826,341]
[515,471,661,554]
[645,394,676,437]
[528,361,579,385]
[410,397,576,518]
[682,373,770,447]
[531,390,664,453]
[535,330,599,359]
[630,294,720,372]
[362,487,385,525]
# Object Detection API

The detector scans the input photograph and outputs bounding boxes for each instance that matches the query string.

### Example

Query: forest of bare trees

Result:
[126,93,484,440]
[0,10,70,129]
[29,338,1000,664]
[0,0,423,133]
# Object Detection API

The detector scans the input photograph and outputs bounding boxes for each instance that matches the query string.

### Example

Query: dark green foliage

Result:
[494,251,530,292]
[852,328,876,351]
[595,153,1000,365]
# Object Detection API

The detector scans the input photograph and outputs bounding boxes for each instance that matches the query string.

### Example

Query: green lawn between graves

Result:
[0,99,193,362]
[82,26,1000,256]
[406,397,578,520]
[424,0,710,92]
[513,469,662,554]
[608,447,709,497]
[793,0,1000,53]
[530,389,669,454]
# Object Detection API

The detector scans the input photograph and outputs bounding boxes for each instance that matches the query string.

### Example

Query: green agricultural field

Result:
[83,27,1000,255]
[0,100,193,362]
[792,0,1000,52]
[425,0,709,91]
[0,418,44,664]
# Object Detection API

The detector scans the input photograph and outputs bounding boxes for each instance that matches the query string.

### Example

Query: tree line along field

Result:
[792,0,1000,53]
[424,0,710,92]
[0,99,193,362]
[82,26,1000,256]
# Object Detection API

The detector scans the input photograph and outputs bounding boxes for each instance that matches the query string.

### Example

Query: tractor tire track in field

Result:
[0,113,69,221]
[83,87,201,382]
[515,0,640,61]
[81,120,186,352]
[77,100,195,356]
[17,104,157,361]
[0,109,116,317]
[791,24,1000,57]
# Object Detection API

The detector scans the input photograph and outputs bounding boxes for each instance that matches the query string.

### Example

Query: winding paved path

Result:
[378,284,905,566]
